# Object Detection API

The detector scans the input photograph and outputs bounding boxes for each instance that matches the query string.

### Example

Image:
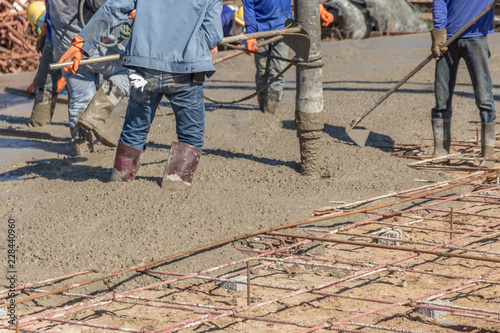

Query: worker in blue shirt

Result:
[243,0,333,114]
[431,0,495,167]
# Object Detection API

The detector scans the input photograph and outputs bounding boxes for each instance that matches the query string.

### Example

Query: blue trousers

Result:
[254,38,289,94]
[433,36,496,123]
[120,68,205,150]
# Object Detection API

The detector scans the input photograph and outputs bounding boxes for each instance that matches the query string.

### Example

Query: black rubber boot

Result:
[161,142,201,190]
[76,81,125,147]
[431,118,451,156]
[110,142,145,182]
[264,89,284,115]
[479,122,495,168]
[29,90,57,127]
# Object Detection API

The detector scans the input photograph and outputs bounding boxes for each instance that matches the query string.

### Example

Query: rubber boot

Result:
[431,118,451,157]
[29,90,57,127]
[161,142,201,190]
[264,89,284,115]
[479,122,495,168]
[110,142,145,182]
[257,93,266,112]
[76,81,125,147]
[69,126,93,157]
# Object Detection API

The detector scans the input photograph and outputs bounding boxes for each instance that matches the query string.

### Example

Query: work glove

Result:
[431,29,448,60]
[319,4,334,27]
[245,38,258,56]
[210,47,218,54]
[36,22,47,53]
[128,9,136,20]
[57,77,66,93]
[58,35,85,74]
[26,83,34,95]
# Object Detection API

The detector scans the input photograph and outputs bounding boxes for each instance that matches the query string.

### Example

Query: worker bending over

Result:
[59,0,223,188]
[431,0,496,167]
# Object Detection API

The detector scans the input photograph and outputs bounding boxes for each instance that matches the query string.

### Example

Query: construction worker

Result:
[58,0,223,187]
[243,0,333,114]
[431,0,496,167]
[26,0,64,127]
[46,0,130,155]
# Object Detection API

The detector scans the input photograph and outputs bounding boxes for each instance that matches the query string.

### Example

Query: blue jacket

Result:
[432,0,494,38]
[79,0,223,75]
[242,0,293,34]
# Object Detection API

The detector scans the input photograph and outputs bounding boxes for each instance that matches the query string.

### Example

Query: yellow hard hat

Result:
[233,6,244,26]
[27,1,46,29]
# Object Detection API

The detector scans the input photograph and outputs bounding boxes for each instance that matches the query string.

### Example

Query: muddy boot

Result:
[70,126,94,157]
[431,118,451,157]
[264,89,284,115]
[29,90,57,127]
[479,122,496,168]
[110,142,145,182]
[76,81,125,147]
[257,94,266,112]
[161,142,201,190]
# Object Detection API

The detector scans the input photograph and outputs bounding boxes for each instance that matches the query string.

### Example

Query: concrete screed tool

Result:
[346,0,500,147]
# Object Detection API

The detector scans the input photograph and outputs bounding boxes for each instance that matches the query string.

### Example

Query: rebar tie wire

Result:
[205,43,324,105]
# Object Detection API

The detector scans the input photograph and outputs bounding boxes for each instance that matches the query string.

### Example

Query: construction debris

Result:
[0,0,39,74]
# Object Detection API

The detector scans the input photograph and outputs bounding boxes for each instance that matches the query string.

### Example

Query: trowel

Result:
[345,0,499,147]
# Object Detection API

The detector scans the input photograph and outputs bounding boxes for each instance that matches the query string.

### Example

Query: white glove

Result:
[129,73,148,92]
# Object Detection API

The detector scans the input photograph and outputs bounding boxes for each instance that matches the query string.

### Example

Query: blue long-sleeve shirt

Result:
[432,0,494,38]
[242,0,293,34]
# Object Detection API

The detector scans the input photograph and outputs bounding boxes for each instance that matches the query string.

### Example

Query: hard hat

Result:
[233,6,244,26]
[27,1,46,29]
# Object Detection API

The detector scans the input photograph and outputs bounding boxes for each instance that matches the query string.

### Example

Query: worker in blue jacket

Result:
[243,0,333,114]
[58,0,223,188]
[431,0,495,167]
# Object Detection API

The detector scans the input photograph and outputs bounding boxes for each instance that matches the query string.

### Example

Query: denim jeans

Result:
[63,44,130,128]
[32,39,62,94]
[120,68,205,150]
[254,38,289,94]
[433,36,496,123]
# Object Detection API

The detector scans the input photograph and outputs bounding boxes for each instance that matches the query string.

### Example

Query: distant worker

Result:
[431,0,496,167]
[243,0,333,114]
[221,5,245,37]
[59,0,223,188]
[26,0,65,127]
[46,0,130,156]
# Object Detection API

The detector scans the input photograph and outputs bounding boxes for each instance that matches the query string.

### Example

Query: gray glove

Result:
[431,29,448,60]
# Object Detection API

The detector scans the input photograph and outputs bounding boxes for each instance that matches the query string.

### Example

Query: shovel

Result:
[346,0,500,147]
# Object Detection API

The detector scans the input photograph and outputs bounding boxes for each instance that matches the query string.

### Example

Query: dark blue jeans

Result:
[433,36,496,123]
[120,68,205,150]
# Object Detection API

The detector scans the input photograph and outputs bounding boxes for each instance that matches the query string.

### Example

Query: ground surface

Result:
[0,33,499,331]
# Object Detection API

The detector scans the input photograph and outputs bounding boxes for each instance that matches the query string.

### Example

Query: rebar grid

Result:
[2,174,500,332]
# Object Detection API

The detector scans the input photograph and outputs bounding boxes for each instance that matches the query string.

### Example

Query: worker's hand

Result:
[36,22,47,53]
[26,83,34,96]
[56,77,66,93]
[210,47,218,54]
[431,29,448,60]
[319,4,334,27]
[58,35,85,74]
[128,9,136,20]
[245,38,258,56]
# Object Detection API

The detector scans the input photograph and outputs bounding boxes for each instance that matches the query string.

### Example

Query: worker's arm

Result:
[78,0,136,56]
[431,0,448,59]
[432,0,448,30]
[202,0,223,51]
[58,0,135,73]
[242,0,258,55]
[84,0,108,14]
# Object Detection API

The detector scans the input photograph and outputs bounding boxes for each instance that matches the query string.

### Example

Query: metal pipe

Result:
[295,0,324,175]
[49,28,299,70]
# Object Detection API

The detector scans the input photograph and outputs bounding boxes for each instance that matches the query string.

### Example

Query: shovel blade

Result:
[348,127,370,147]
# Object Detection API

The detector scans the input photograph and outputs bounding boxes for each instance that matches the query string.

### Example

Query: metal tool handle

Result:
[348,0,500,131]
[49,54,123,70]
